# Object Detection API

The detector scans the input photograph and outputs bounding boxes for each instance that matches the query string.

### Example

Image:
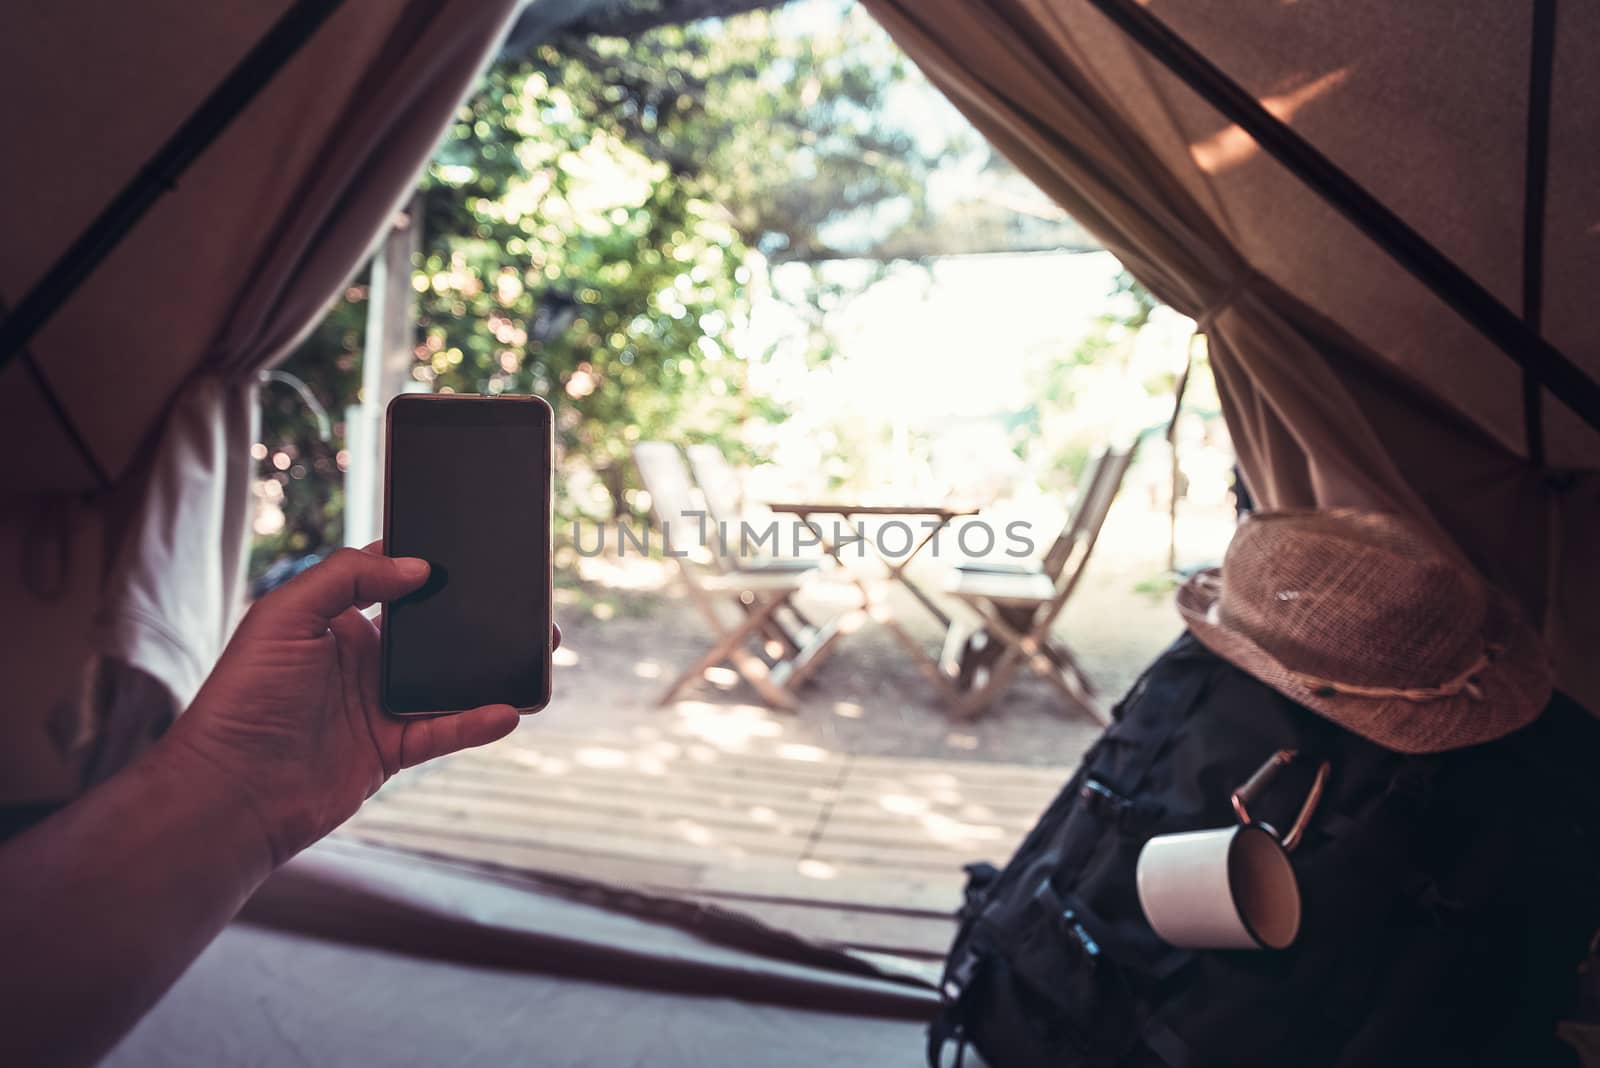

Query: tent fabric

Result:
[106,926,928,1067]
[0,0,522,799]
[241,838,936,1017]
[860,0,1600,712]
[104,838,932,1067]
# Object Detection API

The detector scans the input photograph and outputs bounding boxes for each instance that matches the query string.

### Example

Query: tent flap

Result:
[861,0,1600,711]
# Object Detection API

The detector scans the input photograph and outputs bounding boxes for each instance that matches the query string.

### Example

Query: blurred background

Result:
[250,0,1239,759]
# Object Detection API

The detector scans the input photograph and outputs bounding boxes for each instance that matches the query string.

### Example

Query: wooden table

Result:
[766,502,979,699]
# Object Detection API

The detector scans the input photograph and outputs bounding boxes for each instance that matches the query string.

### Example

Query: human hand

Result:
[163,545,558,868]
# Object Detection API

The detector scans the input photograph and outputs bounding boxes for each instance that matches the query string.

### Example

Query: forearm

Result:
[0,724,275,1068]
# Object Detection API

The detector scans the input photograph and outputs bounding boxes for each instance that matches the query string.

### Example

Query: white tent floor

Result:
[105,837,937,1067]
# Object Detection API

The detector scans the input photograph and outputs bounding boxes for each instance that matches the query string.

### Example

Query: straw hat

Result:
[1176,509,1550,754]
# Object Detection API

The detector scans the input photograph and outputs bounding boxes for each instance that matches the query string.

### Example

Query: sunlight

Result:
[631,660,663,679]
[673,701,784,751]
[833,701,864,719]
[553,646,580,667]
[505,749,570,776]
[674,819,716,847]
[777,743,829,763]
[906,772,960,789]
[703,666,740,689]
[920,812,1004,844]
[1191,68,1349,173]
[879,793,931,816]
[797,859,838,880]
[574,746,630,770]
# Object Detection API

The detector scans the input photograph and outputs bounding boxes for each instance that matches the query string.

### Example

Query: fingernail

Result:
[395,557,430,581]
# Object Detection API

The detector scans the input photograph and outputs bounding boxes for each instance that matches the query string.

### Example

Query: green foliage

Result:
[416,58,757,517]
[250,288,365,575]
[551,1,944,261]
[252,1,945,570]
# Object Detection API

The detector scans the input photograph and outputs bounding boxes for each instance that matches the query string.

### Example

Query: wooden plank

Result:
[392,774,826,836]
[831,781,1055,815]
[479,730,1073,789]
[422,762,1056,826]
[348,806,809,869]
[836,773,1060,809]
[336,826,707,890]
[847,752,1074,787]
[414,767,1051,856]
[790,808,1017,850]
[825,798,1044,832]
[457,744,846,787]
[806,831,1004,869]
[488,728,851,765]
[415,763,839,812]
[337,828,951,959]
[340,824,966,914]
[367,790,820,858]
[681,867,964,915]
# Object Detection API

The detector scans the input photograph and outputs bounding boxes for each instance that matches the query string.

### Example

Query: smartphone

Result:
[381,394,553,717]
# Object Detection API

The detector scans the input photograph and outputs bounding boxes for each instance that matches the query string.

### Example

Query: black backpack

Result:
[930,633,1600,1068]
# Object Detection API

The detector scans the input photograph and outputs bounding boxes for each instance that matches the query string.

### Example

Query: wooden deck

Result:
[340,730,1067,964]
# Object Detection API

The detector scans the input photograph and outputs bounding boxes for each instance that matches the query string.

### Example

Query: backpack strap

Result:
[1140,1014,1197,1068]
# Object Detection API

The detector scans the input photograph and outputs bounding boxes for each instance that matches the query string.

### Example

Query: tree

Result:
[251,0,967,570]
[542,0,948,262]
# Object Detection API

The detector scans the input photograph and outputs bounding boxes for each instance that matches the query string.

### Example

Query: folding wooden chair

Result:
[684,443,745,535]
[633,442,845,710]
[942,443,1138,723]
[683,441,829,658]
[685,442,825,568]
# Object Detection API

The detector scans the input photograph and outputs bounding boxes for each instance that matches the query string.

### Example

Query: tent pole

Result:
[1520,0,1557,467]
[0,0,348,373]
[1085,0,1600,438]
[347,201,422,548]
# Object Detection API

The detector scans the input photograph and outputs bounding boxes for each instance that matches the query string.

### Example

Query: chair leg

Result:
[950,644,1027,721]
[955,604,1105,722]
[659,598,798,710]
[1012,634,1102,723]
[1039,638,1095,696]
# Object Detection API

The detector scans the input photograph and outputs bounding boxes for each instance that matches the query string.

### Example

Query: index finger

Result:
[264,547,430,634]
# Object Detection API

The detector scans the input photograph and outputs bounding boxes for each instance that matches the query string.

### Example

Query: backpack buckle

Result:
[1230,748,1330,852]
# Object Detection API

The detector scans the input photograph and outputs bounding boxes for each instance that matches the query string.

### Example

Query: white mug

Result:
[1135,823,1301,951]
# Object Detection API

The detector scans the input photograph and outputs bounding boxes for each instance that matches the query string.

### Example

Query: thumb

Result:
[257,547,430,637]
[399,705,520,769]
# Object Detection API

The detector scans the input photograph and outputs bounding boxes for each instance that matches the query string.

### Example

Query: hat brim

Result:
[1176,569,1552,754]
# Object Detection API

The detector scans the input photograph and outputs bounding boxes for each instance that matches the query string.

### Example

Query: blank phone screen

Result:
[382,396,552,715]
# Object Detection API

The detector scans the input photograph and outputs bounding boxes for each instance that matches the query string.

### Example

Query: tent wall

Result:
[0,0,522,802]
[861,0,1600,712]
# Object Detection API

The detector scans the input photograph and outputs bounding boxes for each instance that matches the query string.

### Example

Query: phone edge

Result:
[379,393,555,718]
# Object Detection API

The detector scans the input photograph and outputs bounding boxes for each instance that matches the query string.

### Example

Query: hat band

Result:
[1284,649,1493,704]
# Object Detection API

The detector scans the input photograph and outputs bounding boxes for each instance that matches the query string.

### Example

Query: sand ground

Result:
[529,497,1236,771]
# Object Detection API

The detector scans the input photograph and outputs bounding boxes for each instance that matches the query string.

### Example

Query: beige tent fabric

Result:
[861,0,1600,711]
[0,0,521,801]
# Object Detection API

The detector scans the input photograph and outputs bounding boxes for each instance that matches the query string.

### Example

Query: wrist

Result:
[146,720,281,882]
